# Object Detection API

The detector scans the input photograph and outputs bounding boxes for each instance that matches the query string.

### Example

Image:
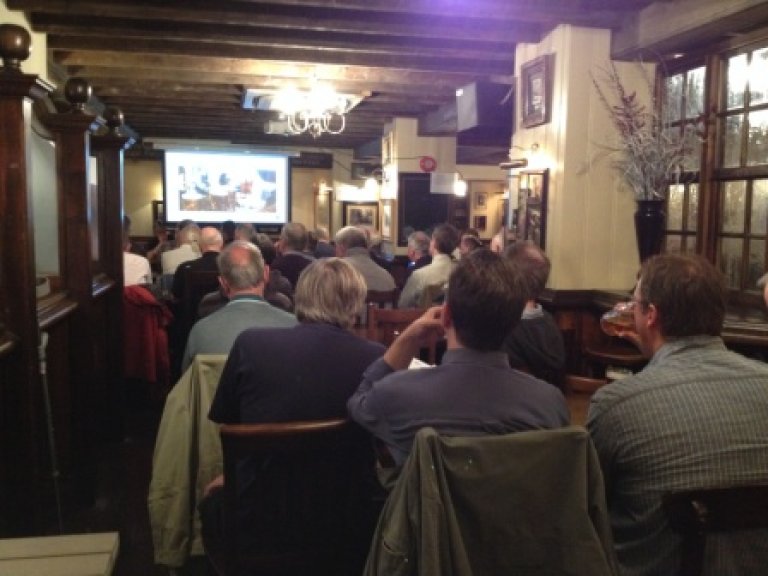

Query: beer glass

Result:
[600,301,636,337]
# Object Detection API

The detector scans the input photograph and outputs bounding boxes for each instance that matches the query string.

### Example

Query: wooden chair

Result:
[365,288,398,309]
[563,374,608,426]
[366,304,438,364]
[216,419,382,576]
[663,484,768,576]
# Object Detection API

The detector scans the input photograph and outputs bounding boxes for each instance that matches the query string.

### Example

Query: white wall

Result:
[515,25,644,290]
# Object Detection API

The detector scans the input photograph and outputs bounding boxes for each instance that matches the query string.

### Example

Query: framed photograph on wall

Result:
[516,169,549,249]
[474,191,488,210]
[473,215,487,231]
[381,201,392,240]
[343,201,379,228]
[520,54,552,128]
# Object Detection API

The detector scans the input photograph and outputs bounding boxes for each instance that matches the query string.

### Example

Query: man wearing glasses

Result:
[587,254,768,576]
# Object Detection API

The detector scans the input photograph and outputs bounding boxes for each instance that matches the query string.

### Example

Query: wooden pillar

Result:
[91,108,134,439]
[0,24,55,534]
[42,77,105,503]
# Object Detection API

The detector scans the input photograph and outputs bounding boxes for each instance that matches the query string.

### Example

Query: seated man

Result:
[123,227,152,286]
[398,223,459,308]
[181,240,297,373]
[334,226,396,292]
[200,259,386,569]
[502,241,565,388]
[348,249,569,466]
[404,230,431,279]
[271,221,315,287]
[587,254,768,576]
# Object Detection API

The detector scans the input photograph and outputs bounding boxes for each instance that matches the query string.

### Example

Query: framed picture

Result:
[381,201,393,240]
[343,201,379,228]
[474,191,488,210]
[520,54,552,129]
[516,169,549,249]
[473,215,487,231]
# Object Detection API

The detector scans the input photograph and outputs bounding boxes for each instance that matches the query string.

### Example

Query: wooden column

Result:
[91,108,134,439]
[42,77,105,503]
[0,24,55,535]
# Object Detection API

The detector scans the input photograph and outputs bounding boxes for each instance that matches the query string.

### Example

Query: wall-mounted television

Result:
[162,149,291,225]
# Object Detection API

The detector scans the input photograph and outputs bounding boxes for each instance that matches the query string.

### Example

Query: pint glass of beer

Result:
[600,301,637,337]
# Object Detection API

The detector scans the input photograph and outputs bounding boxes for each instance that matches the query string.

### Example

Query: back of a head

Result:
[315,226,330,242]
[179,223,201,248]
[253,233,277,265]
[408,231,430,255]
[294,258,367,329]
[281,222,308,251]
[200,226,224,252]
[639,253,726,339]
[503,240,551,300]
[432,223,460,255]
[221,220,236,241]
[217,240,265,290]
[335,226,368,250]
[448,249,526,351]
[235,223,257,243]
[460,234,483,255]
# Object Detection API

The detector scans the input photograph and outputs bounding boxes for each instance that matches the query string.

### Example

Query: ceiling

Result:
[9,0,664,162]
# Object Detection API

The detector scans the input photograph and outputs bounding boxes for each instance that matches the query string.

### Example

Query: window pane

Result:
[665,74,684,122]
[667,184,684,229]
[686,66,706,118]
[722,181,747,233]
[665,235,682,254]
[747,109,768,166]
[749,47,768,106]
[748,239,765,288]
[727,54,748,109]
[722,115,743,167]
[687,184,699,232]
[683,124,702,171]
[752,179,768,235]
[720,237,744,288]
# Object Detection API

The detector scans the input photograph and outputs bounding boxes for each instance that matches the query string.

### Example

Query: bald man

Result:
[182,241,297,373]
[172,226,224,300]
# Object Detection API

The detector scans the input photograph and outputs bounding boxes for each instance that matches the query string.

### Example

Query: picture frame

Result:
[343,201,379,228]
[520,54,552,129]
[473,215,487,231]
[516,169,549,249]
[380,201,392,240]
[474,191,488,210]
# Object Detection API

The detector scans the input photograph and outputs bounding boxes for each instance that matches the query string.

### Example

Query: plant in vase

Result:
[591,62,693,261]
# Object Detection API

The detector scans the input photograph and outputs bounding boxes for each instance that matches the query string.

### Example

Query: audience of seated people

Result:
[398,223,459,308]
[181,240,297,374]
[199,258,386,552]
[587,253,768,575]
[404,230,431,279]
[161,221,201,275]
[122,216,152,286]
[348,249,569,467]
[271,221,315,287]
[334,226,397,292]
[502,240,566,388]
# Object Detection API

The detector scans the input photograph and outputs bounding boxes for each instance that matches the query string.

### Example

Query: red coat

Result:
[124,285,173,385]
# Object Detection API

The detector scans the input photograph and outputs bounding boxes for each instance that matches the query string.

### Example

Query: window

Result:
[661,37,768,300]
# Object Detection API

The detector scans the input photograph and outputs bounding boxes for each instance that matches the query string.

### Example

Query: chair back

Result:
[366,304,437,364]
[219,419,381,576]
[664,484,768,576]
[365,289,398,309]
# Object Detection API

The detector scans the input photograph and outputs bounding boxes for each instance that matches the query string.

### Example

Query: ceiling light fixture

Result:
[244,83,365,138]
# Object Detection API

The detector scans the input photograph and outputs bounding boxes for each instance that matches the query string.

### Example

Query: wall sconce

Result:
[453,173,468,197]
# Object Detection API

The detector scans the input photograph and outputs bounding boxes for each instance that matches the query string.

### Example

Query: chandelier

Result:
[271,84,361,138]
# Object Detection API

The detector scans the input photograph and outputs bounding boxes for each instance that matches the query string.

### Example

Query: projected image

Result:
[164,150,289,224]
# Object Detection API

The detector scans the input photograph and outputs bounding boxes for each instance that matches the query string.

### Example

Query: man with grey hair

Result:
[335,226,396,292]
[398,223,459,308]
[271,221,315,287]
[181,240,297,373]
[405,230,431,279]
